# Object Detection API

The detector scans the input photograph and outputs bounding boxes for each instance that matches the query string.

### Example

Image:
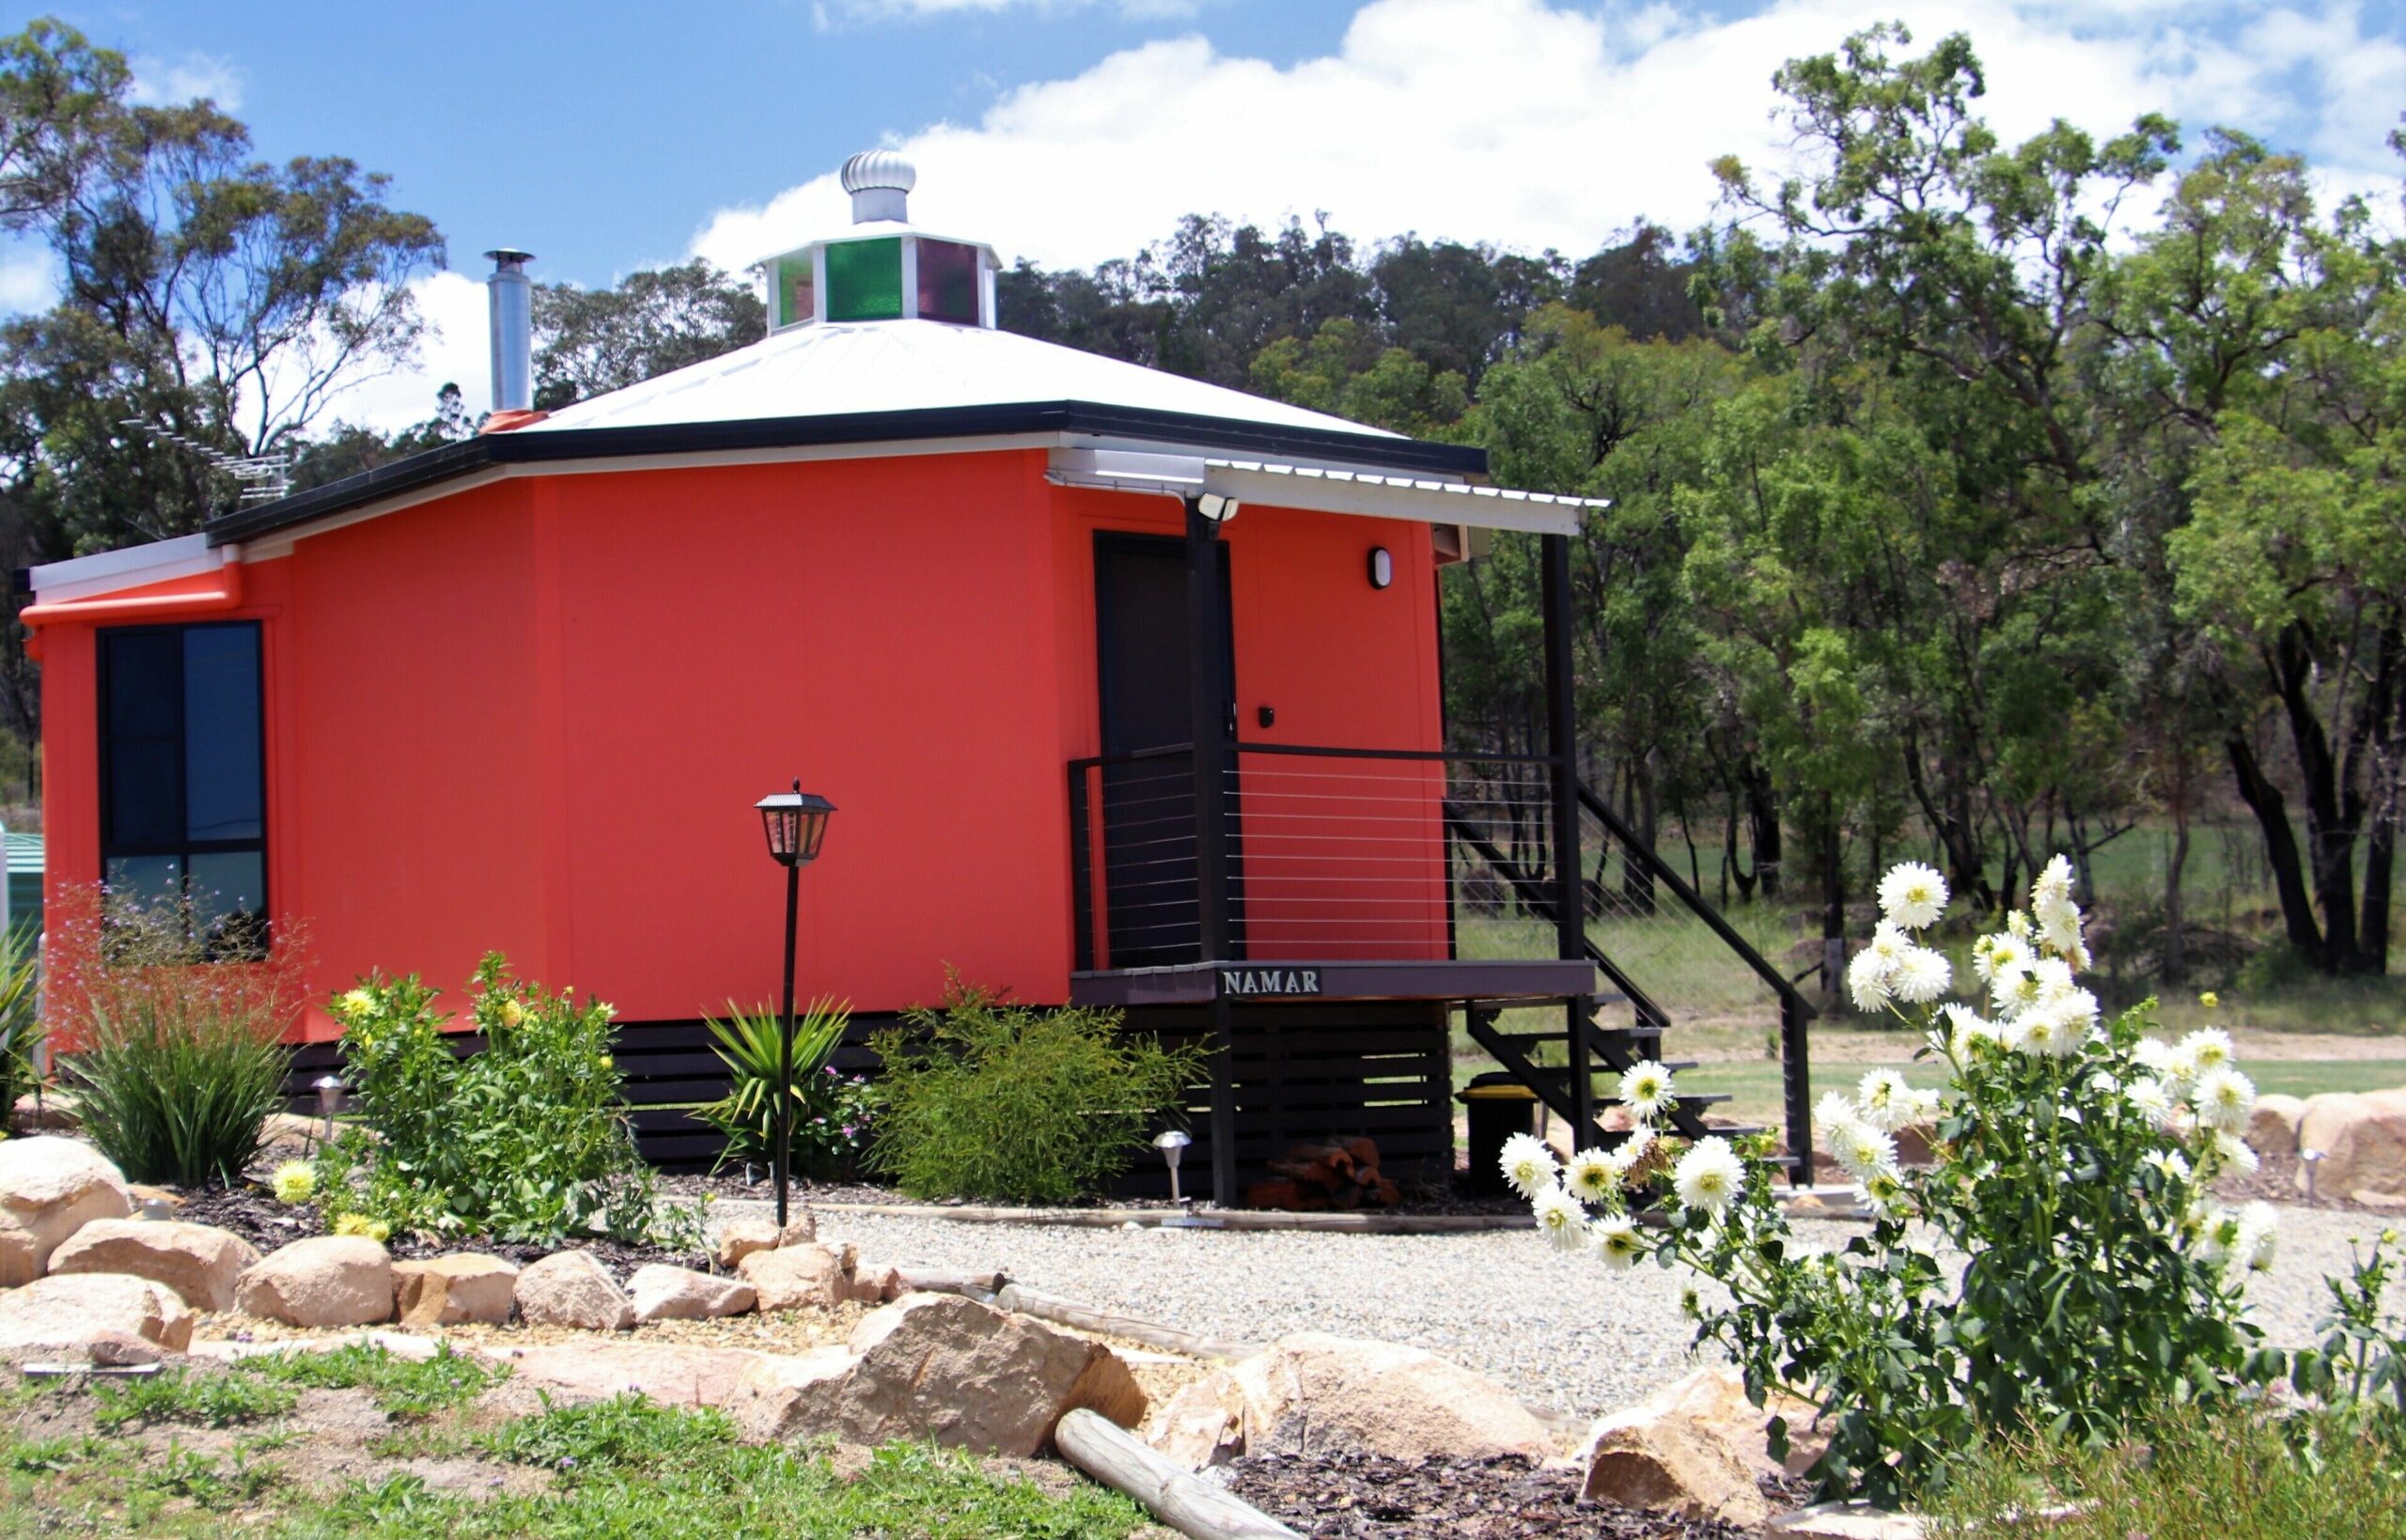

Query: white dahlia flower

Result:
[2239,1202,2278,1272]
[2194,1066,2257,1134]
[1992,965,2047,1020]
[2197,1206,2244,1268]
[1591,1214,1645,1270]
[2125,1078,2177,1128]
[1831,1122,1899,1184]
[1673,1137,1746,1214]
[1618,1061,1677,1120]
[1533,1186,1587,1252]
[2032,854,2075,910]
[1855,1167,1908,1220]
[1877,862,1949,931]
[1855,1069,1915,1132]
[1847,948,1897,1012]
[2212,1129,2259,1174]
[1894,948,1952,1004]
[2142,1148,2192,1184]
[1500,1133,1559,1201]
[1564,1148,1619,1205]
[2180,1028,2236,1077]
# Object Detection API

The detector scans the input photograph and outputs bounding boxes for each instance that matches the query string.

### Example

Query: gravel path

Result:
[758,1201,2393,1422]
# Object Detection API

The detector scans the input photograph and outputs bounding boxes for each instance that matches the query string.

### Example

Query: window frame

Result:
[95,618,270,935]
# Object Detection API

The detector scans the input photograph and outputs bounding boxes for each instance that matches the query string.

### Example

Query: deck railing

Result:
[1067,742,1567,972]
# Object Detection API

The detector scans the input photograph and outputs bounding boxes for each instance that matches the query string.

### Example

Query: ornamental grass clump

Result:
[46,888,303,1186]
[313,953,689,1246]
[1509,855,2284,1506]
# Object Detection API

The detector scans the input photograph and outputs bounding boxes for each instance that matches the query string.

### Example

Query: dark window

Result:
[824,237,904,322]
[916,240,981,324]
[98,622,267,951]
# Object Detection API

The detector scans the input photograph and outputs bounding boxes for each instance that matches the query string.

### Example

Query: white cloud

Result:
[0,245,57,314]
[693,0,2405,279]
[126,53,245,111]
[298,271,492,436]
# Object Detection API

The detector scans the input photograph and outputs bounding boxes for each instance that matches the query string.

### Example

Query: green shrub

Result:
[868,983,1205,1204]
[313,953,691,1246]
[55,894,296,1186]
[695,999,872,1178]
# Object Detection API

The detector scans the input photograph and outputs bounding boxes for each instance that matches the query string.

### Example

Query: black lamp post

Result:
[756,780,836,1228]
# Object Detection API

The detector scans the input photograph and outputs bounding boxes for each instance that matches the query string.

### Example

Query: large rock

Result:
[393,1254,520,1328]
[2248,1094,2306,1156]
[47,1219,259,1312]
[1207,1333,1554,1466]
[738,1241,855,1312]
[737,1291,1147,1455]
[515,1250,633,1330]
[490,1341,780,1408]
[712,1214,815,1270]
[236,1236,394,1328]
[1579,1366,1823,1526]
[0,1136,133,1285]
[628,1264,757,1324]
[2298,1092,2406,1200]
[1149,1367,1252,1470]
[0,1271,194,1364]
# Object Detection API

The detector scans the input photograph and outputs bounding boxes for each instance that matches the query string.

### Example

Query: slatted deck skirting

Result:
[281,1000,1456,1198]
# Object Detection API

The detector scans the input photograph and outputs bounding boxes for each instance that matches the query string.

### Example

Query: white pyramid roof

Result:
[526,319,1396,440]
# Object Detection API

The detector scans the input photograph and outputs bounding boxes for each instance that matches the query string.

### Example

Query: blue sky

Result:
[11,0,2403,429]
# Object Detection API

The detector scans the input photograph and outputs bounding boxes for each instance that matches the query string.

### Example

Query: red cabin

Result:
[27,155,1722,1200]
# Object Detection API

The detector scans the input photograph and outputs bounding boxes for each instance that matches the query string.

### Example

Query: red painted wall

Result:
[42,447,1450,1035]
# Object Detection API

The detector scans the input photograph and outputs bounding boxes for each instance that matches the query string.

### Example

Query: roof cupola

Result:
[754,151,1000,334]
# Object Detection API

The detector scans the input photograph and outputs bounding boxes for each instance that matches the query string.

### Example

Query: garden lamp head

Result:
[312,1074,345,1120]
[2301,1147,2324,1202]
[757,781,836,868]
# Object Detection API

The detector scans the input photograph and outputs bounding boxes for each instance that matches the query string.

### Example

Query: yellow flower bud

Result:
[2198,991,2221,1010]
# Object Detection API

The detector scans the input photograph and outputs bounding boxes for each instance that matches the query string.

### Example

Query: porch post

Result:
[1186,497,1239,1205]
[1541,532,1596,1139]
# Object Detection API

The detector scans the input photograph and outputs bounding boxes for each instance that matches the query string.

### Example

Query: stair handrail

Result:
[1576,779,1818,1184]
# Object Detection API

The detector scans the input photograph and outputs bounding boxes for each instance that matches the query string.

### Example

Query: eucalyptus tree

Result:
[1695,23,2179,912]
[532,259,764,412]
[2157,133,2405,974]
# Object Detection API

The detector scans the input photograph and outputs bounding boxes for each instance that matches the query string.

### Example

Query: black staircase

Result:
[1445,780,1819,1179]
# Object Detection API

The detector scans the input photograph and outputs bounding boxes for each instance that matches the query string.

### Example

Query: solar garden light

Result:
[1154,1128,1193,1204]
[757,780,836,1229]
[312,1074,346,1146]
[2302,1147,2325,1204]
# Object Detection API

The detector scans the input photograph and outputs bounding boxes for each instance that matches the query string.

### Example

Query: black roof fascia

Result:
[206,400,1491,548]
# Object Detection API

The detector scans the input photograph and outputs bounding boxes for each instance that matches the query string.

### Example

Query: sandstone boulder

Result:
[737,1291,1147,1454]
[628,1264,757,1324]
[1579,1366,1823,1526]
[47,1219,258,1311]
[394,1254,520,1328]
[9,1092,78,1134]
[843,1260,903,1305]
[237,1236,394,1328]
[1148,1368,1250,1470]
[712,1213,815,1270]
[491,1341,780,1408]
[2298,1092,2406,1200]
[2247,1094,2306,1156]
[1219,1333,1554,1465]
[0,1136,133,1285]
[0,1271,194,1363]
[739,1241,854,1312]
[516,1250,634,1330]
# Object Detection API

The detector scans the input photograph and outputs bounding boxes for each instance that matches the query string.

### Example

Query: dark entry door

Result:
[1094,533,1240,967]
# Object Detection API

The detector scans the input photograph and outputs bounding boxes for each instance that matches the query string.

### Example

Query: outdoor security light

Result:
[1367,546,1393,589]
[758,786,836,867]
[758,779,836,1228]
[1195,491,1239,523]
[1154,1128,1193,1204]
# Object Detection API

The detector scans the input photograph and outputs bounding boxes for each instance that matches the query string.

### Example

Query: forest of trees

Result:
[3,19,2399,983]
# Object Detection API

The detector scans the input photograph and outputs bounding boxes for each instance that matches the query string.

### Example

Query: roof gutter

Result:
[20,544,245,658]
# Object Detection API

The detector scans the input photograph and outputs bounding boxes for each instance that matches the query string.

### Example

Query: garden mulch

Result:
[1220,1453,1801,1538]
[168,1182,711,1281]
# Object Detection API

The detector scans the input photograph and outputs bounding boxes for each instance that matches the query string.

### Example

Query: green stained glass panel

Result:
[824,238,903,321]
